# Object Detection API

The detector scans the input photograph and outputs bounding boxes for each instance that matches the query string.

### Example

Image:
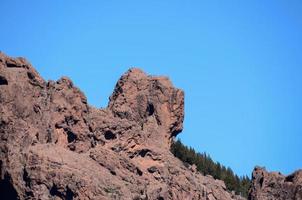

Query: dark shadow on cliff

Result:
[0,173,19,200]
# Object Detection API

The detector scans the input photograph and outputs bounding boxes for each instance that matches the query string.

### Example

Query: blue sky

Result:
[1,0,301,177]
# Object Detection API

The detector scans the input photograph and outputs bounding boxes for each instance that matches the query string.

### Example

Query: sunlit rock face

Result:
[0,52,243,200]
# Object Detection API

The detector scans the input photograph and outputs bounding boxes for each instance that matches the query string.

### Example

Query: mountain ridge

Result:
[0,52,301,200]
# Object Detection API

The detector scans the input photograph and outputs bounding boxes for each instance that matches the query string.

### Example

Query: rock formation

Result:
[249,167,302,200]
[0,52,244,200]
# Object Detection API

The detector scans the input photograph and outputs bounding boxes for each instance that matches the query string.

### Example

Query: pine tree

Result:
[170,139,251,198]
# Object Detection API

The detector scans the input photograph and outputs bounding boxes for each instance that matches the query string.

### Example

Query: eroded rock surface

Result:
[249,167,302,200]
[0,52,243,200]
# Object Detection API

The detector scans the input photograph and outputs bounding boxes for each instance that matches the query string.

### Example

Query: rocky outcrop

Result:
[249,167,302,200]
[0,52,242,200]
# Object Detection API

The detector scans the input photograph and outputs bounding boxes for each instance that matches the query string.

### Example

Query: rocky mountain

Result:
[249,167,302,200]
[0,52,301,200]
[0,52,244,200]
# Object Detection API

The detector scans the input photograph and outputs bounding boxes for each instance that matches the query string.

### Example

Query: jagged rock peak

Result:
[108,67,184,149]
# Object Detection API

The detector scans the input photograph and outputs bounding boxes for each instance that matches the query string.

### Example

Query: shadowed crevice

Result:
[104,130,116,140]
[0,76,8,85]
[0,173,19,200]
[50,184,74,200]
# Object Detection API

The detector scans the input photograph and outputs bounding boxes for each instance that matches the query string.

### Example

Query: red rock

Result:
[0,52,243,200]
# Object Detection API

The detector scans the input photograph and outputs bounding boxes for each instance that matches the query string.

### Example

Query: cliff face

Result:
[0,52,242,200]
[249,167,302,200]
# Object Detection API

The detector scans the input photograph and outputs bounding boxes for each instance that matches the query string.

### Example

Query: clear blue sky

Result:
[1,0,301,177]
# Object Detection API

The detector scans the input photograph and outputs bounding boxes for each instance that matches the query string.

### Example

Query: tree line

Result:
[170,139,251,198]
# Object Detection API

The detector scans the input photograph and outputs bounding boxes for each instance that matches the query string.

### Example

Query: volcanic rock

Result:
[0,52,243,200]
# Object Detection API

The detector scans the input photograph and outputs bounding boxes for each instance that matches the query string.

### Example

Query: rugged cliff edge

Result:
[0,52,244,200]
